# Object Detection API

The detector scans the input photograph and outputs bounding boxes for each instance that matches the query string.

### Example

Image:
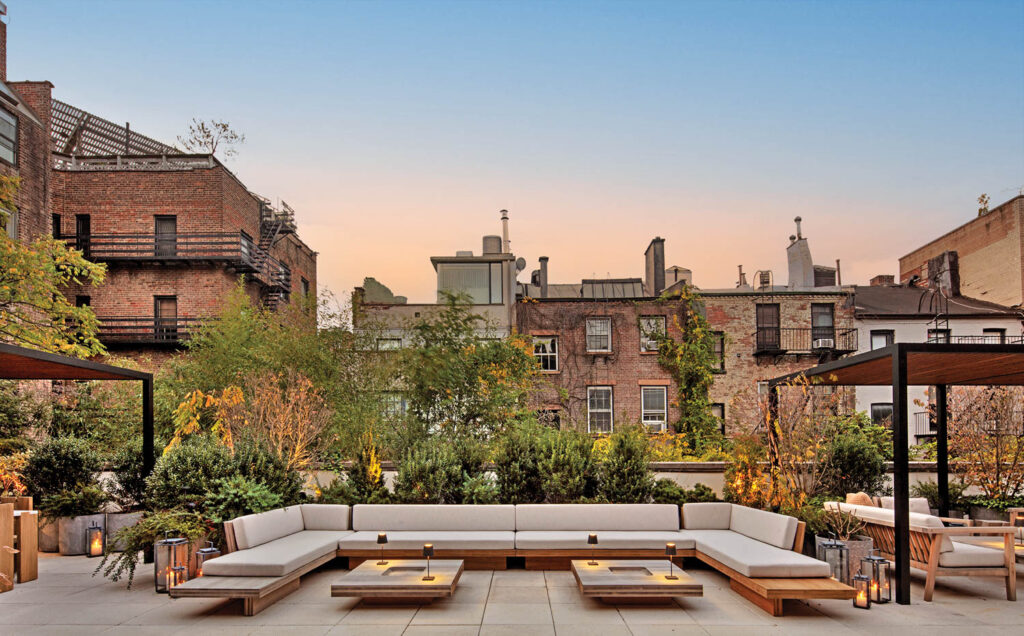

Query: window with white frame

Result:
[533,336,558,372]
[639,316,666,352]
[587,386,613,433]
[586,317,612,352]
[870,330,894,350]
[0,108,17,165]
[376,337,402,350]
[641,386,667,432]
[382,393,409,419]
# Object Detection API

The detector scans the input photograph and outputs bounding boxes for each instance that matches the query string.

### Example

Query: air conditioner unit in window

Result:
[812,338,835,349]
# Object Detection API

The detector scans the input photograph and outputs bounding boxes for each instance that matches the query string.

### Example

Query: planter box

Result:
[58,514,105,555]
[38,517,59,553]
[969,506,1009,523]
[105,512,143,552]
[815,534,873,585]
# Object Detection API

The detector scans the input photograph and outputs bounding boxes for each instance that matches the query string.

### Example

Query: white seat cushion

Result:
[514,530,694,550]
[338,530,514,550]
[352,505,515,531]
[231,506,305,550]
[938,540,1007,568]
[300,504,350,531]
[691,530,831,578]
[729,505,798,550]
[515,504,680,531]
[682,503,732,530]
[202,530,349,577]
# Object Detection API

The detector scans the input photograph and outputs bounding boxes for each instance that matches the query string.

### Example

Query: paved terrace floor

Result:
[2,554,1022,635]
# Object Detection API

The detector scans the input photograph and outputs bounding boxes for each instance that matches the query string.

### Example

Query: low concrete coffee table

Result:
[571,559,703,603]
[331,559,464,604]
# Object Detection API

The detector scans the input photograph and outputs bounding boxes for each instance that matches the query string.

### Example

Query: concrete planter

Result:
[58,514,105,555]
[38,517,60,553]
[969,506,1009,523]
[105,512,144,551]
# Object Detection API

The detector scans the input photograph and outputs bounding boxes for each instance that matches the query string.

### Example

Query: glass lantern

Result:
[817,538,850,584]
[852,573,871,609]
[86,521,105,558]
[861,551,891,603]
[195,541,221,577]
[154,535,189,593]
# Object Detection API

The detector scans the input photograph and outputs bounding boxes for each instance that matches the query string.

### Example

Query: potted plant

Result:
[815,508,872,583]
[103,440,148,549]
[21,437,102,553]
[39,485,109,555]
[94,509,211,589]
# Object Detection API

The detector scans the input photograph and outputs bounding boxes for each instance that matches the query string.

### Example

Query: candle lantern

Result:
[422,543,435,581]
[154,535,189,593]
[665,543,678,580]
[195,541,221,577]
[86,521,104,558]
[587,533,599,565]
[852,573,871,609]
[817,538,849,584]
[377,532,389,565]
[860,551,891,604]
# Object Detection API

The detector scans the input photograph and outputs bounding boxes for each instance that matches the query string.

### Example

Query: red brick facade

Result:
[2,81,53,242]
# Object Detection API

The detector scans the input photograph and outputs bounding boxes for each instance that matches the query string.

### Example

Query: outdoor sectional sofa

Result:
[169,502,852,616]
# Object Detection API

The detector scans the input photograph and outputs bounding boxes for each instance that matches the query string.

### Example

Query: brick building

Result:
[899,195,1024,308]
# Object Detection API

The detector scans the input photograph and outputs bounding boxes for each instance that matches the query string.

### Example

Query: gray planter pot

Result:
[105,512,144,551]
[38,517,60,553]
[969,506,1009,523]
[58,513,105,555]
[815,534,874,585]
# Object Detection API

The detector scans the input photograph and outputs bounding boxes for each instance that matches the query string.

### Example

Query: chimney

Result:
[870,274,895,287]
[539,256,549,298]
[500,209,510,253]
[644,237,666,296]
[737,265,748,288]
[786,217,814,289]
[927,251,960,297]
[0,3,8,83]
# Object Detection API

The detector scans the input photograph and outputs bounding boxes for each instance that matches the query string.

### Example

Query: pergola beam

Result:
[892,346,911,605]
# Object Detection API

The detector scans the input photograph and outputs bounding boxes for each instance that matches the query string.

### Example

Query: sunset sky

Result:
[10,0,1023,303]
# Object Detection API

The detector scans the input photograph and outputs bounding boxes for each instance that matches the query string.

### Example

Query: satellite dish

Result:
[516,257,527,272]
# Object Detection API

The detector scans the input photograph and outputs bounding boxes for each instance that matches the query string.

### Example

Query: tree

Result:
[177,119,245,158]
[949,386,1024,501]
[0,176,107,357]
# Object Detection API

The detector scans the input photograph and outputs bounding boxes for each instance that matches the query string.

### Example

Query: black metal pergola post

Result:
[891,345,911,604]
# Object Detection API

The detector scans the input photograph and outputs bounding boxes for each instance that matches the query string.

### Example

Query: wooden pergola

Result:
[769,342,1024,604]
[0,342,155,475]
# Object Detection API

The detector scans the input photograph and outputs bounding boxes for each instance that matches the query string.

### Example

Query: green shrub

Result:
[0,437,31,455]
[652,479,718,506]
[818,430,886,497]
[144,437,235,511]
[95,509,210,589]
[460,474,499,504]
[492,420,548,504]
[38,485,108,518]
[205,475,283,523]
[23,436,101,502]
[0,381,44,439]
[393,440,464,504]
[106,438,149,511]
[540,430,597,503]
[599,427,654,503]
[911,479,968,511]
[316,477,357,505]
[233,440,302,505]
[344,431,389,502]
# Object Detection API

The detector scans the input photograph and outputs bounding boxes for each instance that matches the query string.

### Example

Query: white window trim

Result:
[586,317,613,353]
[641,386,667,432]
[533,335,559,372]
[587,385,614,433]
[639,316,666,352]
[376,337,402,350]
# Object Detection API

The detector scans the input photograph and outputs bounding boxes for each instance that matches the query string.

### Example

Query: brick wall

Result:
[272,233,318,299]
[3,82,53,242]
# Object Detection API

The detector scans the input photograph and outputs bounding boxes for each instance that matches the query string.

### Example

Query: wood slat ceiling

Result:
[802,349,1024,386]
[0,344,150,381]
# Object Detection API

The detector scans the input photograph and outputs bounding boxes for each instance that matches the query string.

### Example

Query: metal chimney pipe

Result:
[500,209,510,253]
[794,216,803,239]
[835,259,842,286]
[539,256,549,298]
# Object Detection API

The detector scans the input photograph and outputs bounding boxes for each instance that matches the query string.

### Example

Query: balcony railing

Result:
[753,327,858,355]
[913,411,934,438]
[96,316,203,345]
[926,335,1024,345]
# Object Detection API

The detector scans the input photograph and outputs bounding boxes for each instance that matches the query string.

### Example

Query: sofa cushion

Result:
[203,530,348,577]
[515,530,694,550]
[232,506,305,550]
[352,505,515,532]
[682,502,732,530]
[690,529,831,578]
[515,504,680,531]
[338,530,514,550]
[879,497,931,515]
[845,492,874,507]
[830,502,954,552]
[300,504,350,531]
[730,505,798,550]
[938,541,1006,568]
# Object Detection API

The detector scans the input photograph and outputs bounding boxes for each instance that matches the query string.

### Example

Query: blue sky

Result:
[9,0,1024,301]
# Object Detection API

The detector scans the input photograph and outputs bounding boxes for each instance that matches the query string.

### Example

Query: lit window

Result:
[587,386,613,433]
[0,108,17,165]
[586,317,612,352]
[377,337,402,350]
[533,336,558,372]
[639,316,666,352]
[641,386,667,432]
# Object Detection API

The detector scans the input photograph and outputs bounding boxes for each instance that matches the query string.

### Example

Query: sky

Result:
[8,0,1024,303]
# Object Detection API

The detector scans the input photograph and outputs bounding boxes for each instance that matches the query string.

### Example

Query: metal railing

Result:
[96,316,204,344]
[753,327,858,354]
[52,153,215,172]
[913,411,934,437]
[926,335,1024,345]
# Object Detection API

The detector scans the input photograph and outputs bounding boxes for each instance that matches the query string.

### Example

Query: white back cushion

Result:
[879,497,931,515]
[515,504,680,531]
[833,502,953,552]
[729,504,798,550]
[353,505,515,531]
[232,506,304,550]
[300,504,350,531]
[682,503,732,530]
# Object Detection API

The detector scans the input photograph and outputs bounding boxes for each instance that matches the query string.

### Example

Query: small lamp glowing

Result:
[377,532,389,565]
[422,543,435,581]
[852,573,871,610]
[86,521,104,558]
[665,543,678,580]
[587,533,599,565]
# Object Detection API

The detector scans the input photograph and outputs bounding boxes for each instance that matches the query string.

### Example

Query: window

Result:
[75,295,91,307]
[155,215,177,257]
[587,386,613,433]
[871,403,894,427]
[755,304,780,350]
[52,214,62,239]
[870,330,894,350]
[712,332,726,372]
[0,107,17,165]
[75,214,91,257]
[711,403,725,434]
[641,386,667,432]
[533,336,558,372]
[154,296,178,341]
[301,277,310,296]
[376,337,402,350]
[811,304,835,342]
[983,328,1006,344]
[927,328,950,344]
[586,317,612,352]
[1,209,16,239]
[639,316,666,352]
[436,262,503,304]
[382,393,408,419]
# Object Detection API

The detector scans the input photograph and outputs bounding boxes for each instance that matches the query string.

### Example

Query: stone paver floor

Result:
[1,554,1022,635]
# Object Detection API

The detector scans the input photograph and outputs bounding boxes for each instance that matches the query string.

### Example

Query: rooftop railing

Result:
[753,327,858,355]
[96,316,203,345]
[52,153,215,172]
